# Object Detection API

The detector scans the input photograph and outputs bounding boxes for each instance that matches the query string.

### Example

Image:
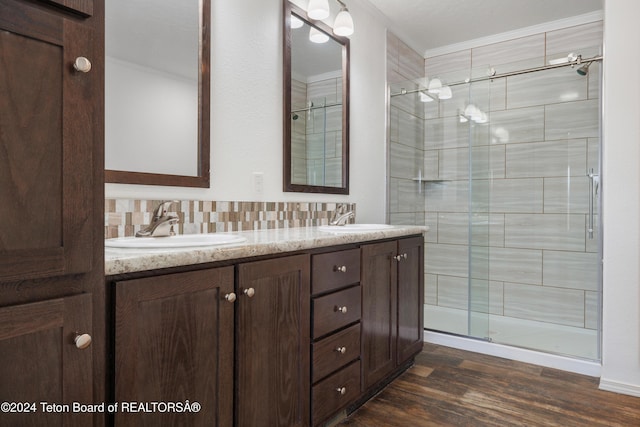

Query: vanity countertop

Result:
[105,225,428,276]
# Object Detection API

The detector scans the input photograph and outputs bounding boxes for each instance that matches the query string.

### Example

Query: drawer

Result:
[313,286,361,339]
[313,323,361,383]
[312,249,360,295]
[312,360,361,426]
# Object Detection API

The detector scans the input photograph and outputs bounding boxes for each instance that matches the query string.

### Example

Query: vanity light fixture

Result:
[333,0,354,36]
[309,26,330,43]
[304,0,355,37]
[307,0,330,20]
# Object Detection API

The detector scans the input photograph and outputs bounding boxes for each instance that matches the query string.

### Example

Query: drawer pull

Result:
[224,292,237,303]
[336,306,348,314]
[335,346,347,354]
[243,288,255,298]
[334,265,347,273]
[336,387,347,395]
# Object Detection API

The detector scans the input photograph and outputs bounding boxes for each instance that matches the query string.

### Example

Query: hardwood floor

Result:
[339,343,640,426]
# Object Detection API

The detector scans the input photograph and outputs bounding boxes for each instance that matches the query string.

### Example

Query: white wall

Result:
[105,0,388,224]
[600,0,640,396]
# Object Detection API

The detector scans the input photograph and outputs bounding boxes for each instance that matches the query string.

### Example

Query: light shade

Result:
[438,85,452,100]
[427,78,442,94]
[291,15,304,29]
[419,91,434,103]
[333,8,354,36]
[309,27,329,43]
[307,0,330,20]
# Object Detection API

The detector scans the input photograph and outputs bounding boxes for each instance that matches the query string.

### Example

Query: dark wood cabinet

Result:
[114,267,234,427]
[236,254,310,427]
[111,254,310,427]
[0,1,103,425]
[0,0,97,282]
[396,236,424,365]
[107,236,422,427]
[360,241,398,389]
[361,237,424,390]
[310,249,361,426]
[0,293,93,426]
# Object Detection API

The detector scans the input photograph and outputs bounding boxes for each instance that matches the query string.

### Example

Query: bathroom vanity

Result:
[105,226,425,426]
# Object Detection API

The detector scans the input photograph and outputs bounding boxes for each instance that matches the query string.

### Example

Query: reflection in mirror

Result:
[284,2,350,194]
[105,0,210,187]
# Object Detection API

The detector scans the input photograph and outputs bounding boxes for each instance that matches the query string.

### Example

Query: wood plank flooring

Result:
[339,343,640,426]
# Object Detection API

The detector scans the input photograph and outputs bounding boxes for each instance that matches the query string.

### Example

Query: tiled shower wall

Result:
[387,32,426,225]
[291,76,343,187]
[105,200,355,238]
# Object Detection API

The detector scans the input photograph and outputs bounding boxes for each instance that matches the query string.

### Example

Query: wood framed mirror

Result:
[104,0,210,187]
[283,2,350,194]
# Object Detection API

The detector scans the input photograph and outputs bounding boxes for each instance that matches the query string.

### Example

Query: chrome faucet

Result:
[136,200,180,237]
[329,204,354,226]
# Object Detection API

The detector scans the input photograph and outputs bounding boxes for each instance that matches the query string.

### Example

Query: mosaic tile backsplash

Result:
[105,199,356,238]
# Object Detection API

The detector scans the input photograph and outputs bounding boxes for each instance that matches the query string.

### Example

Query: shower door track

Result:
[390,54,603,97]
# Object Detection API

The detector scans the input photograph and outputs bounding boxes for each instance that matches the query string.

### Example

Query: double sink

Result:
[105,224,395,249]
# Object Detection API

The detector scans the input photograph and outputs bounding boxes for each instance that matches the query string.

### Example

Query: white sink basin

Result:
[105,233,247,249]
[317,224,395,233]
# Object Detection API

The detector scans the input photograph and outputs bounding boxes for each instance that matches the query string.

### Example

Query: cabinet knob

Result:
[73,56,92,73]
[243,287,255,298]
[336,387,347,395]
[74,333,92,350]
[224,292,237,303]
[334,265,347,273]
[394,253,408,261]
[336,306,348,314]
[335,346,347,354]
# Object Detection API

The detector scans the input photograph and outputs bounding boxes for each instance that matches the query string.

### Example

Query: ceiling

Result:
[363,0,603,55]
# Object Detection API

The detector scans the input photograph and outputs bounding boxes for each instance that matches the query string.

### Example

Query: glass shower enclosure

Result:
[388,51,602,360]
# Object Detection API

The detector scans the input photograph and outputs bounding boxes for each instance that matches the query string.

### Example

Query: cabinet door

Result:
[115,267,234,427]
[396,236,424,365]
[361,241,397,390]
[0,0,94,282]
[0,293,93,427]
[236,254,310,427]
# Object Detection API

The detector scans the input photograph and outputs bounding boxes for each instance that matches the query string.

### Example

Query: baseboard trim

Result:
[425,331,601,377]
[598,378,640,397]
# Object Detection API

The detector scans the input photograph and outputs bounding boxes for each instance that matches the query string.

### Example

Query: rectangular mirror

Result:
[105,0,210,187]
[284,2,350,194]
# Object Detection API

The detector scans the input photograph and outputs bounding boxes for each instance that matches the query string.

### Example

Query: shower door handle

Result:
[587,169,599,240]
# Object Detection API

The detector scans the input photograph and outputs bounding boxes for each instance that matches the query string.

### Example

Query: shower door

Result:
[390,50,602,361]
[468,56,602,360]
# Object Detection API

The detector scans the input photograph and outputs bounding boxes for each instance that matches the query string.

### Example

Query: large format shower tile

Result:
[505,139,587,178]
[504,213,586,251]
[543,250,599,291]
[489,247,542,285]
[489,106,545,144]
[506,67,588,109]
[545,99,599,140]
[504,282,585,328]
[425,243,469,277]
[543,176,590,214]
